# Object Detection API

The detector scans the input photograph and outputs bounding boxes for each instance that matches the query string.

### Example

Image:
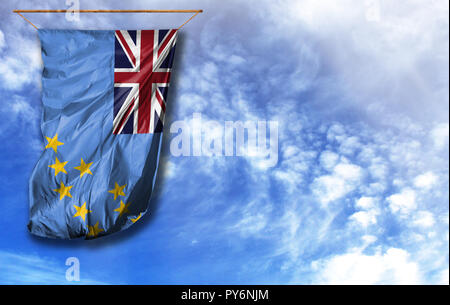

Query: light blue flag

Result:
[28,29,178,239]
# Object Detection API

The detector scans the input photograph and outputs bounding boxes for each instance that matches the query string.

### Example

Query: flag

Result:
[28,29,177,239]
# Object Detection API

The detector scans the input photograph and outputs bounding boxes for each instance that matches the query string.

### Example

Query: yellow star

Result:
[53,181,73,200]
[45,134,64,153]
[74,158,93,178]
[73,202,92,222]
[48,157,68,176]
[130,213,142,223]
[114,200,131,217]
[87,221,104,238]
[108,182,126,200]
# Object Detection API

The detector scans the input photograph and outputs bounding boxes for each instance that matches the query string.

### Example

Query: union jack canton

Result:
[114,29,177,134]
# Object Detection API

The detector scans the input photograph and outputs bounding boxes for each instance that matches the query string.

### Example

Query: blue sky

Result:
[0,0,448,284]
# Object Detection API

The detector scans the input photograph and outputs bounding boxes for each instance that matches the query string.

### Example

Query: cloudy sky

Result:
[0,0,448,284]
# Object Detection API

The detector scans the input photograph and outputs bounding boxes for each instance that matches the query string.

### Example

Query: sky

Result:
[0,0,448,284]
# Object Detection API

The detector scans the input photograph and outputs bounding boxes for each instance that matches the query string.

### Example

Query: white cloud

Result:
[431,123,449,150]
[228,200,272,237]
[326,123,346,142]
[355,196,376,209]
[362,182,386,196]
[412,211,435,228]
[0,95,39,140]
[414,172,438,189]
[312,248,420,284]
[387,189,417,214]
[267,0,449,128]
[10,95,37,119]
[351,197,379,227]
[339,136,361,155]
[334,163,363,180]
[273,169,303,193]
[0,34,42,90]
[312,162,363,205]
[350,210,377,227]
[283,145,300,159]
[361,234,377,245]
[368,158,388,180]
[319,150,339,171]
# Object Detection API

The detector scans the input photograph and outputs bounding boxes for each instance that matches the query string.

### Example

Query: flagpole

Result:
[13,10,203,13]
[13,9,203,30]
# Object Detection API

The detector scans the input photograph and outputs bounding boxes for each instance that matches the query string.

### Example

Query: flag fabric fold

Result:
[28,29,177,239]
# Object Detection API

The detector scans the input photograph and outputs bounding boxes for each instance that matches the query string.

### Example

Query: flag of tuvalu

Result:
[28,29,178,239]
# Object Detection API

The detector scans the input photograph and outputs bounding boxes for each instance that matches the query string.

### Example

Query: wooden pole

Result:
[13,9,203,30]
[13,9,203,13]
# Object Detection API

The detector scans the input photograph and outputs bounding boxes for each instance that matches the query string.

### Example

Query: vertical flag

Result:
[28,29,177,239]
